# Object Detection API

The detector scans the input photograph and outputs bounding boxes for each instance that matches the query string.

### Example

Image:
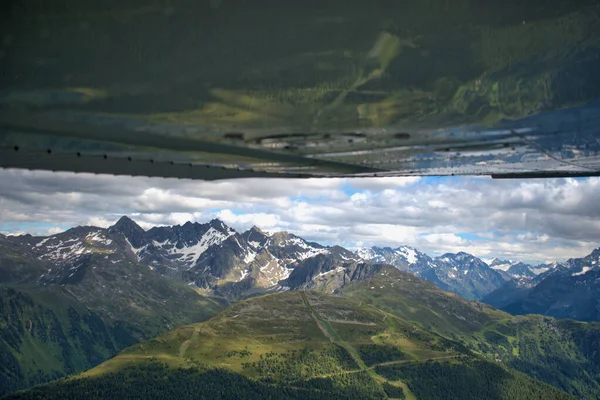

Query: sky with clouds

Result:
[0,169,598,264]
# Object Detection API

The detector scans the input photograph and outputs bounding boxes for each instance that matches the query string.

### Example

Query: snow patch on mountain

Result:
[244,249,257,263]
[490,262,514,272]
[282,237,330,260]
[152,239,170,247]
[35,237,51,248]
[39,238,92,263]
[86,231,113,246]
[297,247,329,260]
[259,260,292,286]
[531,262,560,275]
[125,238,147,262]
[259,262,272,272]
[168,227,234,266]
[317,266,345,278]
[573,266,593,276]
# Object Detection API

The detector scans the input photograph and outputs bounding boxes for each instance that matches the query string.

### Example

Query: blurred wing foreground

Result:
[1,0,600,179]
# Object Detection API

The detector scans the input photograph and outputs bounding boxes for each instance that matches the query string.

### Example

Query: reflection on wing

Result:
[1,0,599,179]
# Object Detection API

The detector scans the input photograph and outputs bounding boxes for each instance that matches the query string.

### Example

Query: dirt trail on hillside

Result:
[179,329,199,358]
[327,319,376,326]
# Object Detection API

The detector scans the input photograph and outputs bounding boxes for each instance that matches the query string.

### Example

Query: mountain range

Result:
[4,216,560,300]
[4,216,599,309]
[355,246,511,300]
[4,216,599,308]
[2,216,600,397]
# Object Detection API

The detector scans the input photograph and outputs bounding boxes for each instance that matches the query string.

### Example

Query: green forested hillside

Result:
[0,287,141,394]
[3,360,572,400]
[375,359,572,400]
[0,284,224,396]
[339,266,600,399]
[2,361,389,400]
[4,278,585,400]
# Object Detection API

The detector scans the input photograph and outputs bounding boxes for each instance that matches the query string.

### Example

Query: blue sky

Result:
[1,169,598,264]
[0,221,69,236]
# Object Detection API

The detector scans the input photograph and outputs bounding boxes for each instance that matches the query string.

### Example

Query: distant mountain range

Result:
[4,216,598,306]
[352,245,579,298]
[483,249,600,321]
[355,246,509,299]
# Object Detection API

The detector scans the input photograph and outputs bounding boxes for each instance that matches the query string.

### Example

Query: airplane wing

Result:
[2,0,599,180]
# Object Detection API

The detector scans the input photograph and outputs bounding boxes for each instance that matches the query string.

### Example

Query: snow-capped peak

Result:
[354,247,381,261]
[395,246,418,264]
[354,245,423,266]
[489,261,516,272]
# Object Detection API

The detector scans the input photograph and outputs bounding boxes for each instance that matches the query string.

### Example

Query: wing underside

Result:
[2,1,600,179]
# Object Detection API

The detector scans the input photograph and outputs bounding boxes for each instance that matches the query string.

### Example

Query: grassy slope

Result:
[85,291,435,378]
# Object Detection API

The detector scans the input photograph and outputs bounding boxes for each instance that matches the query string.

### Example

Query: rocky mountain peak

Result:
[243,226,270,249]
[208,218,230,232]
[506,262,536,278]
[270,231,291,241]
[488,257,510,266]
[249,225,265,234]
[454,251,477,260]
[108,216,144,235]
[108,216,147,249]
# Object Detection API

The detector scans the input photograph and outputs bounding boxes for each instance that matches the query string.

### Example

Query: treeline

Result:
[356,344,406,366]
[3,362,386,400]
[288,371,386,398]
[242,345,358,382]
